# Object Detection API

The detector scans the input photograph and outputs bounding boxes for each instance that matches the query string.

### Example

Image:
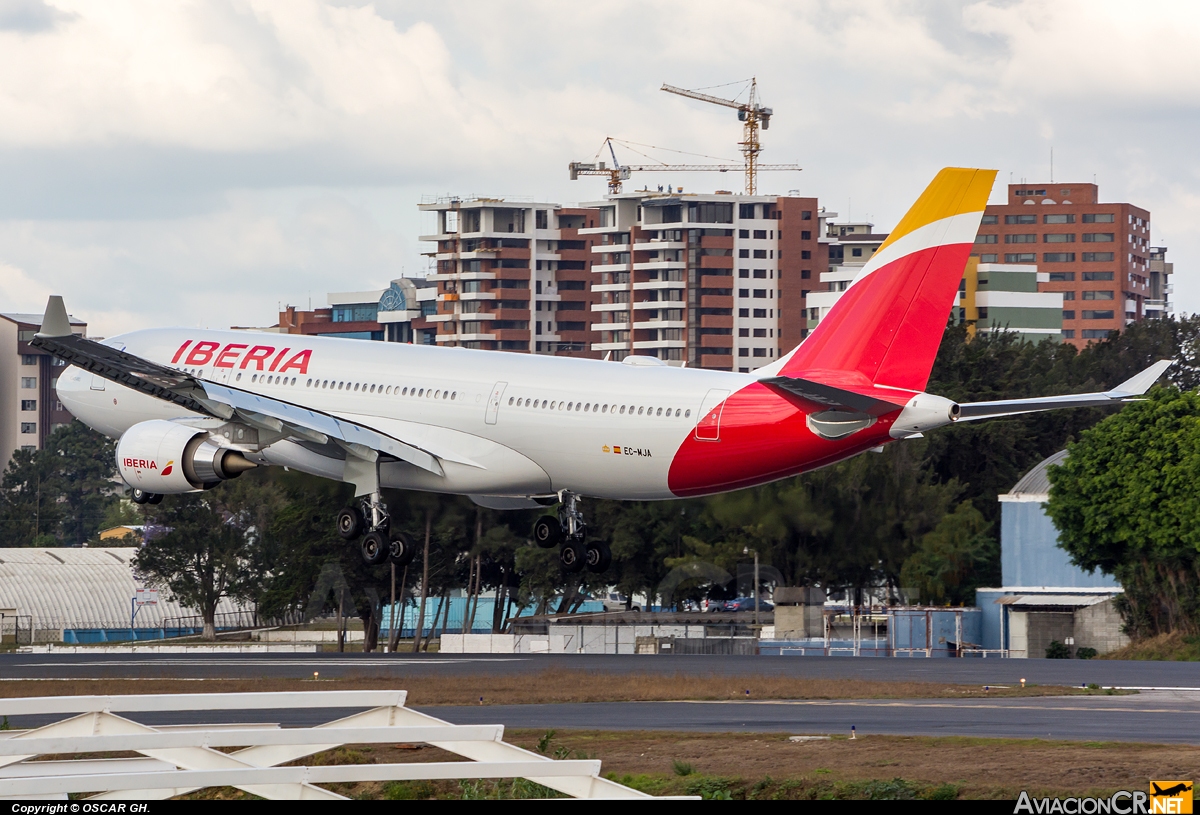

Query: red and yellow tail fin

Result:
[778,167,996,391]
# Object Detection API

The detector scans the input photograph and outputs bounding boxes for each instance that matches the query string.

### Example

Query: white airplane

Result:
[37,168,1170,572]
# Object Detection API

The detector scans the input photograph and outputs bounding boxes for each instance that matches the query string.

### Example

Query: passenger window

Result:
[620,406,626,414]
[602,405,608,413]
[508,397,514,405]
[638,407,644,415]
[656,408,662,416]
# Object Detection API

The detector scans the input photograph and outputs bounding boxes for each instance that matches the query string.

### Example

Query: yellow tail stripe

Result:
[876,168,997,255]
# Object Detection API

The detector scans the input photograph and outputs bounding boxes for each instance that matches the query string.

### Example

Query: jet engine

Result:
[116,419,256,494]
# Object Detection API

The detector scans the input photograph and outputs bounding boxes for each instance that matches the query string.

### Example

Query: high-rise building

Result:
[1,311,87,470]
[1146,246,1174,319]
[418,198,598,357]
[581,191,823,371]
[974,183,1156,347]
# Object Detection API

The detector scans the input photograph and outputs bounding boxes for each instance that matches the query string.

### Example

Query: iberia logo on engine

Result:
[123,458,158,470]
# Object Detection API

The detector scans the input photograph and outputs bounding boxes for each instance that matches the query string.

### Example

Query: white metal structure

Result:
[0,691,658,800]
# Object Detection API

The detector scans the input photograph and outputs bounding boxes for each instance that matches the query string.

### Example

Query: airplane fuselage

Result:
[57,328,904,501]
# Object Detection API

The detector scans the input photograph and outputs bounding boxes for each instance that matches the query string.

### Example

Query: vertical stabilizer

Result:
[775,168,996,391]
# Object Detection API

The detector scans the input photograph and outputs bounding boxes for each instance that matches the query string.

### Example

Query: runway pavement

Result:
[1,651,1197,689]
[2,689,1196,744]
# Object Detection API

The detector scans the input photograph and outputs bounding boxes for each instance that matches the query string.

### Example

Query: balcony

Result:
[699,254,734,269]
[701,295,733,310]
[632,300,682,310]
[426,271,496,282]
[591,302,632,312]
[595,322,631,332]
[632,240,686,252]
[591,341,631,352]
[592,282,632,293]
[591,263,630,274]
[700,235,734,250]
[632,319,686,330]
[632,339,687,350]
[633,279,685,290]
[632,260,686,271]
[700,314,733,329]
[459,291,497,301]
[590,243,630,254]
[459,312,497,322]
[700,274,734,290]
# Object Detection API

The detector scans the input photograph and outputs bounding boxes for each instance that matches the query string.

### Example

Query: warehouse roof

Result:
[0,548,247,630]
[1000,449,1069,503]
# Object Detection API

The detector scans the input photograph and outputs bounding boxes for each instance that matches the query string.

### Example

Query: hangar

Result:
[0,547,250,644]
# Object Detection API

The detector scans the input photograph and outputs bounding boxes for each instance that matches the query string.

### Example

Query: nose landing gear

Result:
[338,491,413,567]
[532,492,611,574]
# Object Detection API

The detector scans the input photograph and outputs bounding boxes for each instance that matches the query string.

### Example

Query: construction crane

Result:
[661,77,793,195]
[568,136,798,195]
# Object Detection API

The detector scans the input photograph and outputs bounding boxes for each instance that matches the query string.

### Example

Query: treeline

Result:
[3,316,1198,645]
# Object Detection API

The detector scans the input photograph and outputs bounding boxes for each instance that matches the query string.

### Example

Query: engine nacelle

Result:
[116,420,256,493]
[888,392,961,438]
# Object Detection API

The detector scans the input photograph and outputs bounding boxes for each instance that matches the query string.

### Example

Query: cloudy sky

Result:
[0,0,1196,337]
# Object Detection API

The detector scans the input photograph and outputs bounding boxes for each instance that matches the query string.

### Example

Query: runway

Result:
[2,689,1196,744]
[2,652,1196,689]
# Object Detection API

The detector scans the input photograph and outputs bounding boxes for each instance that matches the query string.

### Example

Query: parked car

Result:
[722,597,773,612]
[602,592,640,612]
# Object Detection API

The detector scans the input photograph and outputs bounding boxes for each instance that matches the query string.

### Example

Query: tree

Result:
[0,447,60,546]
[900,501,997,605]
[134,485,269,640]
[0,420,118,547]
[1046,388,1200,638]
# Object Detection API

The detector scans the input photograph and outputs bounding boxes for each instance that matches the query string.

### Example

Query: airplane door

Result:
[694,388,730,441]
[485,381,508,425]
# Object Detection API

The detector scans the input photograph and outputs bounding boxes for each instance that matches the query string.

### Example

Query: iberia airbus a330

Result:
[35,168,1169,572]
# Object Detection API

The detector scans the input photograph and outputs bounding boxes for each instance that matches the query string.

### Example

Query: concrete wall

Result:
[1075,598,1129,654]
[1000,501,1118,588]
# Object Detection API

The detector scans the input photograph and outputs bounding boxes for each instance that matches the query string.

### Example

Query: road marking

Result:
[671,700,1200,715]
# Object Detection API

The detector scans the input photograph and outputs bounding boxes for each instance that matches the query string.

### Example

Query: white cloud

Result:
[0,0,1198,333]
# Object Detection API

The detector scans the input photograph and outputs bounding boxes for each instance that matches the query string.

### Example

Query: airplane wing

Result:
[29,296,447,478]
[956,360,1173,421]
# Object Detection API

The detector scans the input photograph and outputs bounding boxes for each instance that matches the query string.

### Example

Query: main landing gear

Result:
[130,488,163,505]
[533,492,611,574]
[337,492,415,567]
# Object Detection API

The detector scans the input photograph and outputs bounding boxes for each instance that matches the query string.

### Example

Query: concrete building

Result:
[957,260,1064,342]
[271,278,438,345]
[1146,246,1174,319]
[975,183,1160,347]
[581,191,824,370]
[805,216,887,331]
[1,311,88,471]
[977,451,1128,658]
[418,197,597,357]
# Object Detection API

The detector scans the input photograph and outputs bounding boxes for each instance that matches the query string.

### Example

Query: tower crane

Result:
[568,135,799,195]
[661,77,790,195]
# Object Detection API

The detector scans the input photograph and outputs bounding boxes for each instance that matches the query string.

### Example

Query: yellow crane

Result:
[661,77,790,195]
[568,135,798,195]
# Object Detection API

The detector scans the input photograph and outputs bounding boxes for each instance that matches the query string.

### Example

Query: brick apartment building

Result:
[974,183,1166,347]
[578,191,823,370]
[1,311,87,471]
[417,198,598,357]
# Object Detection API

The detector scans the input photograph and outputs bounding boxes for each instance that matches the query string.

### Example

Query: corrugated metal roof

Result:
[1005,449,1069,498]
[999,594,1109,608]
[0,548,248,629]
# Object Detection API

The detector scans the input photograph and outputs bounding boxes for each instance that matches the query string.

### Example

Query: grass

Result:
[163,730,1200,800]
[1102,630,1200,661]
[0,670,1119,705]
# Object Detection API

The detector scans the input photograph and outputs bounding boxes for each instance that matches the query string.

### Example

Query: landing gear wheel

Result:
[361,531,389,566]
[146,493,163,505]
[559,539,586,573]
[585,541,611,574]
[131,488,150,505]
[533,516,564,548]
[336,506,364,540]
[388,532,415,566]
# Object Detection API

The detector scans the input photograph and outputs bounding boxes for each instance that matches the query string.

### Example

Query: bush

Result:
[1046,640,1071,659]
[673,760,695,777]
[1076,647,1098,660]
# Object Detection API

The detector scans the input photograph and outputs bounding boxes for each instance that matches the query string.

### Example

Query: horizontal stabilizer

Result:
[956,360,1173,422]
[760,375,903,417]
